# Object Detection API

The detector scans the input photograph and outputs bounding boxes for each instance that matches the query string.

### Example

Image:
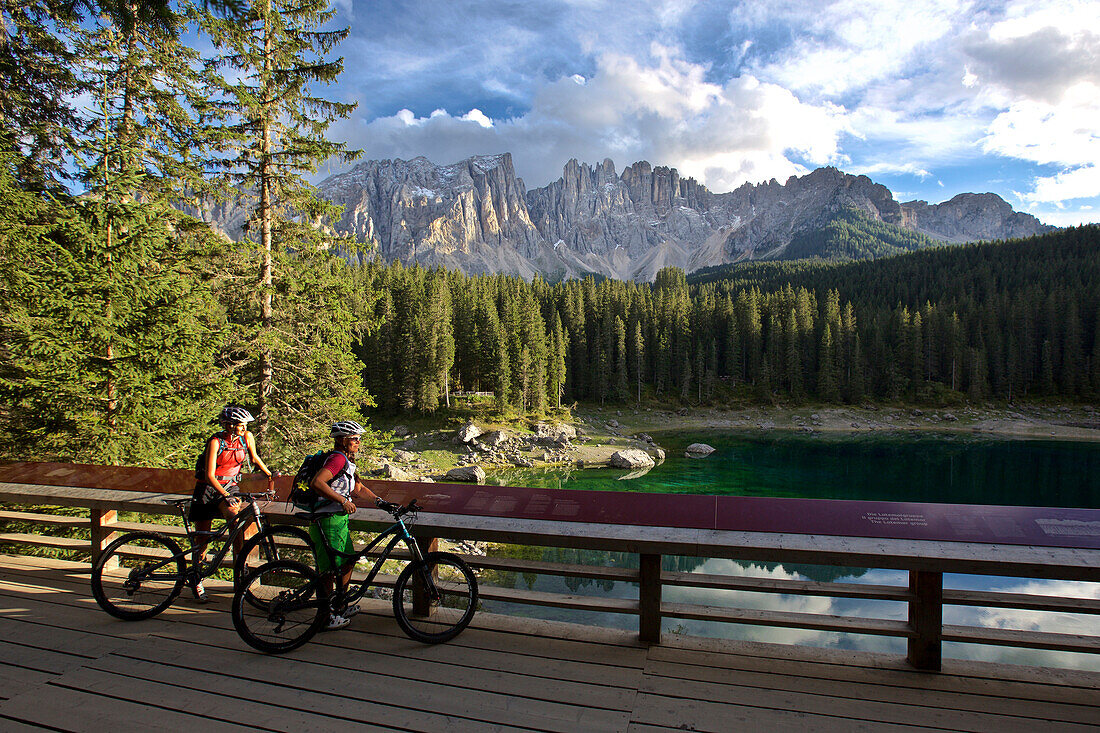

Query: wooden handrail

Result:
[1,479,1098,672]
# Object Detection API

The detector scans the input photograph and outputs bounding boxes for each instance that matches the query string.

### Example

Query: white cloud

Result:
[339,45,848,191]
[1021,165,1100,206]
[460,109,494,128]
[326,0,1100,216]
[749,0,966,98]
[982,82,1100,167]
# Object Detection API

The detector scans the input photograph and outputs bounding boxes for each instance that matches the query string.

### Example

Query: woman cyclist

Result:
[188,405,272,601]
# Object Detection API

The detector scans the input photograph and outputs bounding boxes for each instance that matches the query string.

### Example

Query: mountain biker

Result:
[309,419,388,630]
[188,405,272,602]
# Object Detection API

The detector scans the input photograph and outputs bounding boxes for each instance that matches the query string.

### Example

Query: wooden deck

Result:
[0,554,1096,732]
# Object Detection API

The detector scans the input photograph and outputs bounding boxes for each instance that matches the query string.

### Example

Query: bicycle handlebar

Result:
[236,490,275,500]
[376,498,421,518]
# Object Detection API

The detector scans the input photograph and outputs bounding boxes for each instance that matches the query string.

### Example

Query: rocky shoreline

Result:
[363,404,1100,483]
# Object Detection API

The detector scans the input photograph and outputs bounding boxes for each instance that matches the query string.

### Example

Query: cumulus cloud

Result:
[337,45,848,191]
[323,0,1100,222]
[748,0,965,98]
[964,2,1100,103]
[962,3,1100,205]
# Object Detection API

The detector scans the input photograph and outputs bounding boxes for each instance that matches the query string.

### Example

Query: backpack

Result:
[194,433,252,483]
[288,450,348,510]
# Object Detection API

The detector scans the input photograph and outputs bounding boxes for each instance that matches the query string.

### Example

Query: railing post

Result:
[412,536,439,617]
[639,553,662,644]
[90,503,118,569]
[907,570,943,671]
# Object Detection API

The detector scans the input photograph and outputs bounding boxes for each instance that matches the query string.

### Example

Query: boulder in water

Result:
[684,443,715,457]
[608,449,656,469]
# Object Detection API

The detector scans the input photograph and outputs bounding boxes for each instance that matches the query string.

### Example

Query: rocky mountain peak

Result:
[190,152,1054,282]
[900,192,1053,243]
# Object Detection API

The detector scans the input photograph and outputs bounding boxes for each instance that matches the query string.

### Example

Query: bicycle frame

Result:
[175,495,270,577]
[311,512,425,607]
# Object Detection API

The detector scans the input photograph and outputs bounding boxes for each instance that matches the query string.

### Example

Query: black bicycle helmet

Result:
[330,420,366,438]
[219,405,254,424]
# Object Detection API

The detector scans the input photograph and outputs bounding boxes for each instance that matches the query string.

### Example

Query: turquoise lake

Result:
[491,430,1100,508]
[478,430,1100,670]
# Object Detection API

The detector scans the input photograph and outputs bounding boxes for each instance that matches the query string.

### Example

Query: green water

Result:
[479,430,1100,670]
[491,431,1100,509]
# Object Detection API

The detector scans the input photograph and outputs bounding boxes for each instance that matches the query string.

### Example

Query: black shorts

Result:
[188,482,238,522]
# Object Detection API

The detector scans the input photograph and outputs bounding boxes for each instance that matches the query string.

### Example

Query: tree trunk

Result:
[256,1,274,449]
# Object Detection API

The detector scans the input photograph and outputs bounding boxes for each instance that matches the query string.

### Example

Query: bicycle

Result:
[90,490,314,620]
[231,499,478,653]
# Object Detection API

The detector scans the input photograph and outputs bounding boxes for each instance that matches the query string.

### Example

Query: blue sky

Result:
[317,0,1099,226]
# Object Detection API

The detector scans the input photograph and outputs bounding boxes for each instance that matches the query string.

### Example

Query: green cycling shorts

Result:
[309,513,354,573]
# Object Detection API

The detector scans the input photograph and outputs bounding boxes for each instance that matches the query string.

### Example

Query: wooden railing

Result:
[1,478,1098,672]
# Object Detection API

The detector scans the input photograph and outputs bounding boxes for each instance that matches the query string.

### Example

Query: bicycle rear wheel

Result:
[392,552,478,643]
[234,525,316,610]
[232,560,326,653]
[91,531,185,620]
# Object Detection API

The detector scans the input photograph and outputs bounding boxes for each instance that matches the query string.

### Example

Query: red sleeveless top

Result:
[213,433,247,482]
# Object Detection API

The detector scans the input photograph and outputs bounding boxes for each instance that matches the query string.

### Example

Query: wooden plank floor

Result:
[0,555,1096,732]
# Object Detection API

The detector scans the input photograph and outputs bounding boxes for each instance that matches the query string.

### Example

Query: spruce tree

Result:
[0,150,227,464]
[0,0,80,190]
[203,0,366,455]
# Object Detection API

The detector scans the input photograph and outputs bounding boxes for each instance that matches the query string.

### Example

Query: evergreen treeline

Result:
[0,0,376,467]
[778,206,939,261]
[356,226,1100,412]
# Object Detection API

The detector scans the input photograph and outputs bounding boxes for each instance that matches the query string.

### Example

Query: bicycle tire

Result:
[234,525,316,609]
[392,551,478,644]
[231,560,327,653]
[91,531,186,620]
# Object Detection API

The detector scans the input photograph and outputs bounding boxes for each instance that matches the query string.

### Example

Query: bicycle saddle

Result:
[162,497,192,508]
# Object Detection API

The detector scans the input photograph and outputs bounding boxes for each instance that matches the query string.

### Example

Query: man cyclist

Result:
[189,405,272,601]
[309,420,391,630]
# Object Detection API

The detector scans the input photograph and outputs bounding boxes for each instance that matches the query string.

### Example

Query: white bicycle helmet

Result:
[219,405,254,424]
[330,420,366,438]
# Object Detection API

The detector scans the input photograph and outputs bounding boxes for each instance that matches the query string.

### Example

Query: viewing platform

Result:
[0,461,1097,730]
[0,553,1097,731]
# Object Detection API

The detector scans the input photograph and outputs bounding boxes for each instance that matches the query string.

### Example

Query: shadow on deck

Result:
[0,554,1096,732]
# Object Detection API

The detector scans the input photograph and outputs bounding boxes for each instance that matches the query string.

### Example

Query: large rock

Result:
[457,422,483,443]
[608,449,656,469]
[444,465,486,483]
[684,443,715,457]
[393,449,416,462]
[481,430,508,447]
[533,422,576,442]
[380,462,414,481]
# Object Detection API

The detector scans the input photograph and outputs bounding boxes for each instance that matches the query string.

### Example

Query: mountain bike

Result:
[90,490,314,620]
[231,499,478,653]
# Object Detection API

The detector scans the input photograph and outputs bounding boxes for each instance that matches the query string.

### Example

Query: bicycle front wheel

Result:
[234,525,316,609]
[392,552,478,643]
[91,531,186,620]
[231,560,326,653]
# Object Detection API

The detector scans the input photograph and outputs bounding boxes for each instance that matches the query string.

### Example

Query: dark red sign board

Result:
[2,461,1097,549]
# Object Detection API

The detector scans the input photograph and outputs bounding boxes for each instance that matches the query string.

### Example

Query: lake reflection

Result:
[481,431,1100,671]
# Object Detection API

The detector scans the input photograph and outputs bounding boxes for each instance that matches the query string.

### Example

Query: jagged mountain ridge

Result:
[194,153,1054,281]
